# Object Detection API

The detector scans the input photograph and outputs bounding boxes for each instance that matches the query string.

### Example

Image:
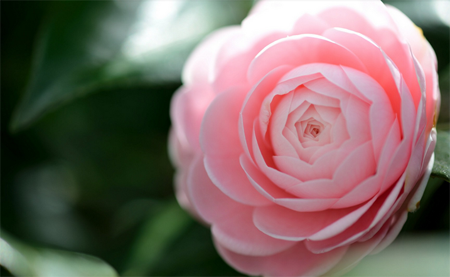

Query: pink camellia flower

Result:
[169,1,440,276]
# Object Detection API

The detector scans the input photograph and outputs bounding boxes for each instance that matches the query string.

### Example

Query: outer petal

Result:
[212,207,296,256]
[247,34,368,86]
[188,154,244,224]
[182,26,240,86]
[215,240,348,277]
[171,85,215,150]
[201,86,271,206]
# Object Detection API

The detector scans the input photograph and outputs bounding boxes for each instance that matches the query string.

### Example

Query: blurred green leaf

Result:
[344,234,449,276]
[122,200,193,276]
[432,130,450,182]
[0,232,117,277]
[150,222,244,276]
[11,0,252,131]
[437,66,449,124]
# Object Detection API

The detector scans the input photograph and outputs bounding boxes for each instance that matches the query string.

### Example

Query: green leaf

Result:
[11,0,252,132]
[432,130,450,182]
[122,199,193,276]
[0,231,118,277]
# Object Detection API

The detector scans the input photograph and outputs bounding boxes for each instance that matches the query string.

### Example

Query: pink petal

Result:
[247,34,367,86]
[283,64,370,103]
[324,29,402,117]
[291,13,330,35]
[201,85,248,157]
[253,204,361,241]
[337,66,395,164]
[200,86,271,206]
[290,86,341,109]
[332,141,376,194]
[204,155,271,206]
[269,91,299,158]
[371,172,407,228]
[216,240,348,277]
[305,188,395,253]
[273,155,334,182]
[341,95,371,142]
[273,198,339,213]
[213,31,285,93]
[182,26,240,86]
[251,120,302,190]
[324,214,392,276]
[241,152,340,212]
[286,141,374,198]
[240,66,294,161]
[331,174,382,209]
[188,154,244,224]
[407,152,434,212]
[171,85,215,151]
[240,153,296,200]
[212,207,296,256]
[309,197,377,241]
[370,210,408,255]
[327,120,398,209]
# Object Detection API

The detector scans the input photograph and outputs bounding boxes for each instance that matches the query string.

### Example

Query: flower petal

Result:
[212,207,296,256]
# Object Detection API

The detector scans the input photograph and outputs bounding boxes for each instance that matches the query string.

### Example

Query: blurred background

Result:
[1,1,449,276]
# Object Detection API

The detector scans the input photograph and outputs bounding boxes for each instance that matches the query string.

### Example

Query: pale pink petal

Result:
[386,5,429,70]
[291,13,330,35]
[273,155,334,181]
[407,152,434,212]
[240,154,339,212]
[182,26,240,86]
[259,73,324,138]
[240,66,294,161]
[247,34,367,86]
[331,173,382,209]
[324,25,422,111]
[283,64,370,103]
[317,2,399,34]
[200,85,270,206]
[253,204,361,241]
[201,86,246,157]
[213,32,285,93]
[309,197,377,241]
[273,198,340,213]
[290,86,341,109]
[336,65,395,163]
[333,141,377,194]
[341,96,371,143]
[370,172,407,228]
[269,92,299,158]
[212,207,296,256]
[314,105,342,124]
[188,154,244,224]
[370,211,408,255]
[286,178,338,199]
[305,187,395,253]
[331,118,401,207]
[240,153,296,199]
[171,85,215,151]
[375,118,402,178]
[204,155,271,206]
[215,240,348,277]
[286,141,374,198]
[252,120,303,190]
[325,214,392,276]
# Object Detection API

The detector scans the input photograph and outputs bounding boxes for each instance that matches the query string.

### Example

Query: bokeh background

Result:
[1,1,449,276]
